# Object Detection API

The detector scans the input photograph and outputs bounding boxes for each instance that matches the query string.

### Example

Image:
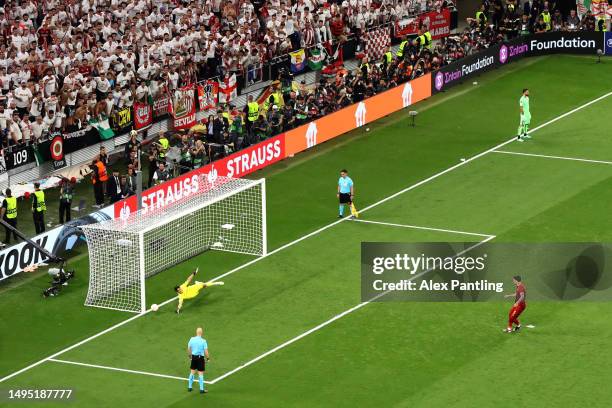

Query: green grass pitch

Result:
[1,54,612,407]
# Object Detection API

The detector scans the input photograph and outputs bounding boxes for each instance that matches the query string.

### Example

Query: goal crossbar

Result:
[83,176,263,235]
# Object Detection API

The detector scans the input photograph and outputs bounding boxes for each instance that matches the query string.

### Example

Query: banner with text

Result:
[197,81,219,111]
[0,206,114,281]
[49,132,67,170]
[114,134,285,218]
[432,32,605,94]
[432,43,501,94]
[170,85,197,130]
[362,242,612,302]
[153,93,171,119]
[4,144,35,170]
[395,9,451,39]
[110,106,133,134]
[134,102,153,130]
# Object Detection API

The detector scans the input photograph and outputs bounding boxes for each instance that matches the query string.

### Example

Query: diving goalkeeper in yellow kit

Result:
[174,268,224,314]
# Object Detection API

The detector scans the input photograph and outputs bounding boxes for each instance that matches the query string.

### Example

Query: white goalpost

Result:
[81,175,267,313]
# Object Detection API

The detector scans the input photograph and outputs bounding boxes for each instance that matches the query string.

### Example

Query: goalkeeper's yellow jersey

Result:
[178,281,205,300]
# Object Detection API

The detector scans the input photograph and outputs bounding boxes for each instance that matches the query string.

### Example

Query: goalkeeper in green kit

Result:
[517,88,531,142]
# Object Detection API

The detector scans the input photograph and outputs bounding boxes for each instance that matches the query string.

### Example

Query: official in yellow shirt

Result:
[174,268,224,313]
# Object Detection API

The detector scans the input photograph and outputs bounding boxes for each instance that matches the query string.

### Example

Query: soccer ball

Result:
[151,304,159,312]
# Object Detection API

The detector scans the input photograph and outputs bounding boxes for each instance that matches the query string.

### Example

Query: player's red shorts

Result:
[508,303,526,326]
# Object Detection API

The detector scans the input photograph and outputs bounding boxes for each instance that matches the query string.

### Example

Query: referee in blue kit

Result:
[187,327,210,394]
[337,169,354,218]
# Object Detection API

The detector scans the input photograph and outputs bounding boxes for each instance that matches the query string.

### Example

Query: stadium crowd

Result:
[0,0,441,150]
[109,0,607,206]
[0,0,607,228]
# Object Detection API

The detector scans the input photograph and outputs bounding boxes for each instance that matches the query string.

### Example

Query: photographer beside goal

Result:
[174,268,224,314]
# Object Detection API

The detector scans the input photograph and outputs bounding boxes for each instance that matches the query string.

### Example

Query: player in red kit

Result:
[504,275,526,333]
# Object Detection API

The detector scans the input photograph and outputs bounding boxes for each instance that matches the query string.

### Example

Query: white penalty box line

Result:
[48,358,211,384]
[208,236,496,384]
[493,150,612,166]
[45,212,497,386]
[1,90,610,386]
[350,218,495,239]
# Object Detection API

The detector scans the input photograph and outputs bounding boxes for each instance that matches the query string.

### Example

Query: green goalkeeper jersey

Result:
[520,95,530,117]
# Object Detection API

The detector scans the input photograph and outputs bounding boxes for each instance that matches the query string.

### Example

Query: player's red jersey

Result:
[515,283,526,305]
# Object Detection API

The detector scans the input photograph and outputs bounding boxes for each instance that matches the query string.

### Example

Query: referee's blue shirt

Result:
[188,336,208,356]
[338,176,353,194]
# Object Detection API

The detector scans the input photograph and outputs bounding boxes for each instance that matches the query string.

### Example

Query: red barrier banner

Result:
[153,94,170,118]
[113,134,285,217]
[206,134,285,178]
[425,9,452,40]
[197,81,218,111]
[395,9,451,40]
[133,102,153,129]
[115,171,205,217]
[170,84,196,130]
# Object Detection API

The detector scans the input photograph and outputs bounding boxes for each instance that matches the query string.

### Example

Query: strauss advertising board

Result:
[114,135,285,218]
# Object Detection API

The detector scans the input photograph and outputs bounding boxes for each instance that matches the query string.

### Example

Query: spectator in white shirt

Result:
[8,114,23,144]
[29,93,44,120]
[42,110,56,130]
[31,116,48,141]
[13,80,32,117]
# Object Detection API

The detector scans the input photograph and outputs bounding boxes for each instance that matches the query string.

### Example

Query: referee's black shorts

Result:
[339,193,352,204]
[190,355,205,372]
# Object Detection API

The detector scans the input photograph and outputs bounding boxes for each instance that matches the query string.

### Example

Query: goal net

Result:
[80,175,266,313]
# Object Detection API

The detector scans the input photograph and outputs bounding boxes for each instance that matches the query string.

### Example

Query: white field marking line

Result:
[47,358,212,384]
[361,90,612,216]
[493,150,612,166]
[350,218,495,239]
[208,236,495,384]
[1,91,609,385]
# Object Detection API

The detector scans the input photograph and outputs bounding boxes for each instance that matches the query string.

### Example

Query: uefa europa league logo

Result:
[207,165,218,183]
[499,45,508,64]
[119,201,131,220]
[434,71,444,91]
